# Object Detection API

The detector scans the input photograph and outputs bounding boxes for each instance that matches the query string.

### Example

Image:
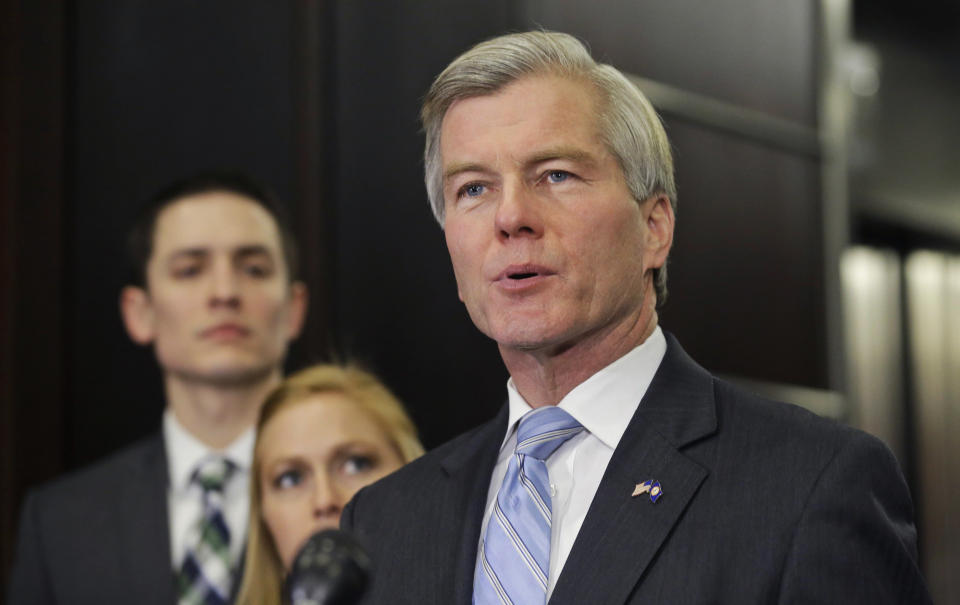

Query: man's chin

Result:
[174,362,278,388]
[491,326,569,354]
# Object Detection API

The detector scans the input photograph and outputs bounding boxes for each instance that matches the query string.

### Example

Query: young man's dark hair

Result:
[127,170,299,287]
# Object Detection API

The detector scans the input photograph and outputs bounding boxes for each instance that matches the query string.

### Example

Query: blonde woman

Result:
[235,364,424,605]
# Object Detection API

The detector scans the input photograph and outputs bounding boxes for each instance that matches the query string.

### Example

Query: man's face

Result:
[123,191,305,385]
[440,75,669,355]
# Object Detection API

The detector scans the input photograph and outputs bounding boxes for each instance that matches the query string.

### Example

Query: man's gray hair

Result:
[421,30,677,304]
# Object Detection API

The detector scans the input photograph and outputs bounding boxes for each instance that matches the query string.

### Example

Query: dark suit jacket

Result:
[343,334,932,604]
[8,433,176,605]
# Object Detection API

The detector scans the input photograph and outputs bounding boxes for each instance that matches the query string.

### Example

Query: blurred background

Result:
[2,0,957,601]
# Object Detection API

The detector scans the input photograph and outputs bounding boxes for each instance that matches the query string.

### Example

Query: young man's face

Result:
[122,191,306,386]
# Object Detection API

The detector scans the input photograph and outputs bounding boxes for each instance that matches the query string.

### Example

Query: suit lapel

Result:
[117,433,175,605]
[550,334,717,605]
[439,405,509,605]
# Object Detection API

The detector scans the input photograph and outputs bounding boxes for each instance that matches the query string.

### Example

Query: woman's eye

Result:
[273,469,302,489]
[546,170,570,184]
[342,455,376,476]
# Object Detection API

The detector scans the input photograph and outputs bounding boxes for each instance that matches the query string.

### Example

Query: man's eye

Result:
[342,455,376,476]
[242,263,271,278]
[173,265,202,278]
[460,183,486,198]
[273,469,302,489]
[546,170,570,184]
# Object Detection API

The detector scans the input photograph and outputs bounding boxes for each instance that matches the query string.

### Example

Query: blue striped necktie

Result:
[474,407,584,605]
[177,456,236,605]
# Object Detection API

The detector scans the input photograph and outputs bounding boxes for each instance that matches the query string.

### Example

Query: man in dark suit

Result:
[342,31,932,604]
[7,172,308,605]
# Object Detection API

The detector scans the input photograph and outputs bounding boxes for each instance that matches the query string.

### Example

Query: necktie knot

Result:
[191,456,235,494]
[516,407,583,461]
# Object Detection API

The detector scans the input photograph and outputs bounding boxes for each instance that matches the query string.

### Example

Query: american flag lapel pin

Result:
[632,479,663,503]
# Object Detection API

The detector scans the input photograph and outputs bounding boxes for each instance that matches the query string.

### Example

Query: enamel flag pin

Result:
[632,479,663,503]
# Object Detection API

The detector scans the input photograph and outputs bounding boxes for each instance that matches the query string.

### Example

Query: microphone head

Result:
[286,529,372,605]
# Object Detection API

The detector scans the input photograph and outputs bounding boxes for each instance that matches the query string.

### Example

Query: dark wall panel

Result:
[661,119,827,387]
[528,0,827,388]
[524,0,818,126]
[2,0,67,589]
[69,0,296,466]
[332,0,520,448]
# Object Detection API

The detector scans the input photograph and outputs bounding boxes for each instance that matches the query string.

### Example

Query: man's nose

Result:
[495,181,543,241]
[208,260,240,308]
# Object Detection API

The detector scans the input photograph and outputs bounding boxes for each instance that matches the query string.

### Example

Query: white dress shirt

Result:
[164,409,254,569]
[477,326,667,600]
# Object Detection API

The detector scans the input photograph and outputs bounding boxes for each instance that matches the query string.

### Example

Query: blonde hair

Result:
[234,363,424,605]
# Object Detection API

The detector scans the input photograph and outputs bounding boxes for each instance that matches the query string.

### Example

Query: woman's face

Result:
[258,392,405,569]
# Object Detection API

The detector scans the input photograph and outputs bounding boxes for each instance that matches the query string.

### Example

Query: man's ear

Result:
[285,281,309,340]
[120,286,156,345]
[643,194,675,270]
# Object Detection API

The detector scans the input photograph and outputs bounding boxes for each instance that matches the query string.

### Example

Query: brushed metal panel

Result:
[905,251,960,602]
[840,246,904,459]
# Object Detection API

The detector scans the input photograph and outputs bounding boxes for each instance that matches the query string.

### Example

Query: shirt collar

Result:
[504,325,667,450]
[163,408,256,492]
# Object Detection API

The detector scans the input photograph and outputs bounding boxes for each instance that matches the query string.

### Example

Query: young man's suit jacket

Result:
[343,333,932,604]
[8,430,251,605]
[7,433,176,605]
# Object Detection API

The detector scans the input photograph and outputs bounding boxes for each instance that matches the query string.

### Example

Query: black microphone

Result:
[286,529,372,605]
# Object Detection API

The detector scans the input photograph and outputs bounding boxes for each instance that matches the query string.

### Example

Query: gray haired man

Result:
[343,31,931,605]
